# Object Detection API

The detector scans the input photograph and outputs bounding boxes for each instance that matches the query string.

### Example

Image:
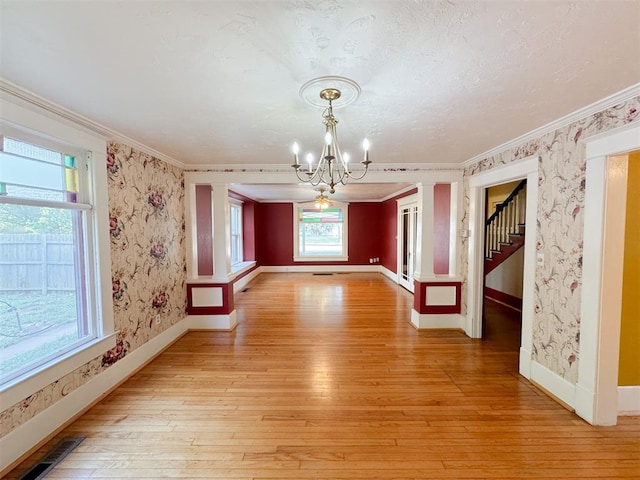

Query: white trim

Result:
[293,256,349,262]
[466,156,537,385]
[230,260,256,277]
[293,201,348,261]
[233,265,261,294]
[0,79,184,168]
[188,312,237,331]
[380,265,397,283]
[380,184,417,202]
[396,193,418,208]
[0,333,116,408]
[467,156,537,335]
[519,347,532,379]
[410,311,464,329]
[0,318,189,473]
[0,311,251,473]
[617,386,640,415]
[187,162,463,173]
[463,83,640,168]
[184,182,198,279]
[397,195,418,292]
[260,265,380,273]
[531,360,576,408]
[578,122,640,425]
[190,286,224,308]
[0,96,115,409]
[449,181,462,276]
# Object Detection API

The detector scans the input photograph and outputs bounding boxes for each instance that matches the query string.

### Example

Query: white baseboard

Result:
[530,360,576,409]
[233,267,261,293]
[410,310,464,329]
[188,312,237,330]
[519,347,532,379]
[0,311,247,474]
[380,265,397,283]
[0,319,189,473]
[260,264,380,273]
[618,386,640,415]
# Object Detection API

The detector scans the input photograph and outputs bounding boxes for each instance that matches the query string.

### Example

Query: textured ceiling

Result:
[1,1,639,179]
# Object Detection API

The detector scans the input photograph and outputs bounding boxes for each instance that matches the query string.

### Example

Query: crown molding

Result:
[185,162,461,173]
[0,78,185,169]
[462,83,640,168]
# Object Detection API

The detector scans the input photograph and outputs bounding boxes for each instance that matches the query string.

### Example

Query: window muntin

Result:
[230,201,243,265]
[295,205,348,261]
[0,135,93,385]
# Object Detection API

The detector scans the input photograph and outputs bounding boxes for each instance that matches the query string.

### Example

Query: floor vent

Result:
[312,273,333,276]
[242,288,249,292]
[20,437,85,480]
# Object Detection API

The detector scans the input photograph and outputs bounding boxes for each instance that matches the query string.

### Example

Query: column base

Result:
[410,310,464,329]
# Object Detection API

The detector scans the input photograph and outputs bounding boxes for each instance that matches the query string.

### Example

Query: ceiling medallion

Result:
[291,76,370,195]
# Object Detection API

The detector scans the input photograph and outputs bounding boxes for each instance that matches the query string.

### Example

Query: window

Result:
[0,134,97,385]
[294,204,348,261]
[230,200,243,265]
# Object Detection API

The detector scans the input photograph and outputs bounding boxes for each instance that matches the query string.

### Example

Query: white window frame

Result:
[293,202,349,262]
[229,199,243,266]
[0,100,115,408]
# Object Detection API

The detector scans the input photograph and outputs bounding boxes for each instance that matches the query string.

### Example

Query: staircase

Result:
[485,180,526,275]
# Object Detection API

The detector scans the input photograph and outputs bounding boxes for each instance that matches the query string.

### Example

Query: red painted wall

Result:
[236,186,448,271]
[256,203,294,265]
[347,202,382,264]
[195,185,213,276]
[243,201,256,262]
[229,190,257,262]
[255,202,385,266]
[433,183,451,275]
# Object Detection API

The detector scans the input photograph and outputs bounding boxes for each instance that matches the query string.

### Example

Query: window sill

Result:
[294,256,349,262]
[231,260,256,275]
[1,332,117,408]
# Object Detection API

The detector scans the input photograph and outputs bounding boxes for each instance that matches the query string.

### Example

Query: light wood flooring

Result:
[5,273,640,479]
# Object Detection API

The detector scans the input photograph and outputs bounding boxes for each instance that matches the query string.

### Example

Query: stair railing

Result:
[486,180,527,258]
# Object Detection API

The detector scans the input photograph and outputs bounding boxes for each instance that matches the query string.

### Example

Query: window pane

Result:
[297,207,345,257]
[0,137,78,203]
[0,203,89,383]
[300,207,342,223]
[230,203,242,264]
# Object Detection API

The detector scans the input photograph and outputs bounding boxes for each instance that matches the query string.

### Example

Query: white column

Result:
[414,181,435,280]
[211,183,232,282]
[184,182,198,279]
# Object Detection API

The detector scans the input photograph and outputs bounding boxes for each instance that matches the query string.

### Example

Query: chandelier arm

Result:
[290,81,370,193]
[343,165,370,181]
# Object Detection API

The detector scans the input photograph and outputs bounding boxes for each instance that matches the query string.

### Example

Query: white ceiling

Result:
[1,1,639,202]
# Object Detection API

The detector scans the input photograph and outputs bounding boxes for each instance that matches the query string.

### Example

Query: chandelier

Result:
[291,83,371,194]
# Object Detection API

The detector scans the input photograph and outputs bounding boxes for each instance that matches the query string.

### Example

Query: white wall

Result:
[485,248,524,298]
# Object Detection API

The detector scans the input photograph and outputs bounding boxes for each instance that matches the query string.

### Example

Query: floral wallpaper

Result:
[462,98,639,383]
[0,141,186,438]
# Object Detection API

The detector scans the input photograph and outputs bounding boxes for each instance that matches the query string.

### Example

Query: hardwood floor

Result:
[6,273,640,479]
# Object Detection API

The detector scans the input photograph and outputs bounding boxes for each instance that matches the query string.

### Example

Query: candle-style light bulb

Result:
[306,152,313,173]
[325,131,333,157]
[362,138,370,163]
[343,152,350,173]
[292,142,299,165]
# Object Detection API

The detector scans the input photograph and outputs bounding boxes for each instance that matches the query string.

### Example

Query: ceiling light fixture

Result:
[291,77,371,194]
[314,188,331,210]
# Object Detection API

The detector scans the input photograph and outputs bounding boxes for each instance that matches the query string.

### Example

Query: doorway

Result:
[483,180,526,351]
[580,125,640,425]
[467,156,538,381]
[397,194,418,292]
